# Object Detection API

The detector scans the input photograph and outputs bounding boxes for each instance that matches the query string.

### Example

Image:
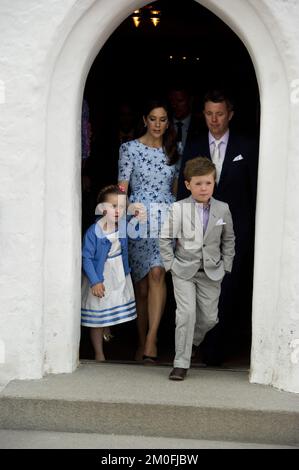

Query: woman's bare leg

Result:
[143,267,166,358]
[134,276,149,360]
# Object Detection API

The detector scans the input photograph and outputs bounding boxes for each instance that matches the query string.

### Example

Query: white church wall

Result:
[0,0,83,383]
[43,0,140,375]
[0,0,298,392]
[249,0,299,393]
[204,0,299,393]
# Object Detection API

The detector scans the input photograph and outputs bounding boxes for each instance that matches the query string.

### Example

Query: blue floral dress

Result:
[118,139,180,282]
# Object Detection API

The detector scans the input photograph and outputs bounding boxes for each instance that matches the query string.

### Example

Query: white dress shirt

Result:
[209,129,230,181]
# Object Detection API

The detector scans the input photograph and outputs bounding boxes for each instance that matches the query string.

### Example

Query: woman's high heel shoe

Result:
[143,355,158,364]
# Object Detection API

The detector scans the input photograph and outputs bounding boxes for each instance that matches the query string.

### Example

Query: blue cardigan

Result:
[82,220,130,286]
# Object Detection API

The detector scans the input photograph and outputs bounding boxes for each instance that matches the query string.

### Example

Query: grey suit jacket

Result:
[159,196,235,281]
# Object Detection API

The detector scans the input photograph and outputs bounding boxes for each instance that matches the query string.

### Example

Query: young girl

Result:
[81,185,137,361]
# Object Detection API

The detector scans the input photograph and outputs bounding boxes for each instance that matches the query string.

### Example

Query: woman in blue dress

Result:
[118,98,180,362]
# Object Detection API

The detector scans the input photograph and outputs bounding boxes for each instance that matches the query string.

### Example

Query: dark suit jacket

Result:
[175,114,203,155]
[184,115,203,148]
[177,132,259,254]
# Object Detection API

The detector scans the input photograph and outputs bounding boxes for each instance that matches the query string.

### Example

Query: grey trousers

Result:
[172,271,221,369]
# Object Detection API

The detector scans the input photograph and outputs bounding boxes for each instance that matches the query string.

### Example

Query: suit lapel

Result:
[187,196,202,234]
[185,118,196,148]
[203,134,211,160]
[203,198,219,240]
[184,196,203,245]
[185,196,220,242]
[218,133,237,189]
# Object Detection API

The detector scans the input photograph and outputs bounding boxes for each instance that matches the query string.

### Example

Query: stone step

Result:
[0,363,298,447]
[0,430,296,449]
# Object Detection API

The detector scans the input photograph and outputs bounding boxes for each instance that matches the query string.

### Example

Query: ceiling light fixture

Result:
[132,10,141,28]
[150,9,161,27]
[131,6,161,28]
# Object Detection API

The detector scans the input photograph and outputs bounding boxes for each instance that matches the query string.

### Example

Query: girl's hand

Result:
[91,283,105,298]
[128,202,147,222]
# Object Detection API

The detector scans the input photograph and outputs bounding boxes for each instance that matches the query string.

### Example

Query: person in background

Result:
[168,85,200,157]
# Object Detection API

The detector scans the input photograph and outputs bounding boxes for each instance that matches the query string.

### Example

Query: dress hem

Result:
[132,263,165,283]
[81,314,137,328]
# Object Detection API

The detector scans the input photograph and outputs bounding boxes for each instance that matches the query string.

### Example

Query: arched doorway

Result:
[80,0,260,367]
[44,0,290,390]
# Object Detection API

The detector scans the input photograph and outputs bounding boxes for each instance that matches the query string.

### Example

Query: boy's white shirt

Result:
[161,200,203,250]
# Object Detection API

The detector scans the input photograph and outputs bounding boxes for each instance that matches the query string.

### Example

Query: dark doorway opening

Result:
[80,0,259,368]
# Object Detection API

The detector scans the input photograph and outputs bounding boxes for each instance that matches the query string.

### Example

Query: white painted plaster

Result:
[0,0,298,392]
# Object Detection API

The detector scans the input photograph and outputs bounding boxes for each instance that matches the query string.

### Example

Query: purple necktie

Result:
[203,205,210,234]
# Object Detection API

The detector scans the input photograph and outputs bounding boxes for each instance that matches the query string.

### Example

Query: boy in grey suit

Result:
[159,157,235,380]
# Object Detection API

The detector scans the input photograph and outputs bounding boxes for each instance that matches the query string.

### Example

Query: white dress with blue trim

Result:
[81,230,137,327]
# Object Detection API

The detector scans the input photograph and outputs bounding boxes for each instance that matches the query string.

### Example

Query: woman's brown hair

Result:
[141,97,179,166]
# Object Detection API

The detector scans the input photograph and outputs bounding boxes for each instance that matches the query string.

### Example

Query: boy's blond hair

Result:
[183,157,216,182]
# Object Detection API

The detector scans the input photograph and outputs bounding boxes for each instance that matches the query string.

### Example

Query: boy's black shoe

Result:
[169,368,188,381]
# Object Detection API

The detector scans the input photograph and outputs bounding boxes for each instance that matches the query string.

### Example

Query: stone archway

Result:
[44,0,293,391]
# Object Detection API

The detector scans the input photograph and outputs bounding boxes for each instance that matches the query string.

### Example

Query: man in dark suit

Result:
[168,86,202,156]
[177,90,259,365]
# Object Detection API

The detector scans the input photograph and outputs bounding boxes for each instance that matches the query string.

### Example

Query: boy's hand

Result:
[91,283,105,298]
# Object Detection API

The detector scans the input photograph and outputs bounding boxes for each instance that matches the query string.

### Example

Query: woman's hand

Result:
[91,283,105,298]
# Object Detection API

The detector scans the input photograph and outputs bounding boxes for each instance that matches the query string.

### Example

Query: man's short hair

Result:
[203,89,234,112]
[184,157,216,182]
